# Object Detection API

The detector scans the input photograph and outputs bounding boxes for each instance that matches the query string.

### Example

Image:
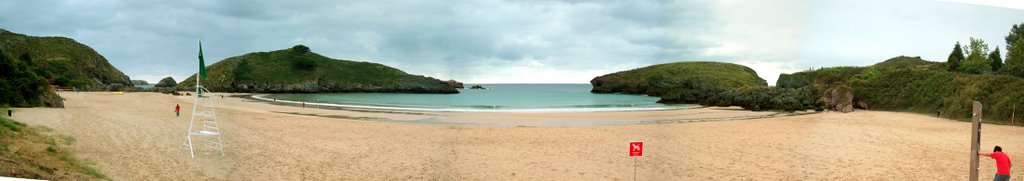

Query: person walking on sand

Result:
[979,146,1012,181]
[175,104,181,117]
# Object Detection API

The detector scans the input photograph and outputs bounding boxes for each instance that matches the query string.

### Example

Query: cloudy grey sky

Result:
[2,0,1023,85]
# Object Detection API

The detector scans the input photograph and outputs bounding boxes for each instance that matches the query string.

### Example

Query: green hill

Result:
[776,66,866,88]
[0,29,131,91]
[779,55,1024,124]
[590,61,767,103]
[176,45,459,93]
[776,56,942,89]
[154,77,176,88]
[869,56,944,69]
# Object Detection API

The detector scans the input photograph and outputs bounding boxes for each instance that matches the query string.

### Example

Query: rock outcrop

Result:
[155,77,177,87]
[39,90,64,108]
[446,80,464,89]
[822,85,854,113]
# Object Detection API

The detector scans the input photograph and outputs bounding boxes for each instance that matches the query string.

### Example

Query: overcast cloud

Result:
[1,0,1023,85]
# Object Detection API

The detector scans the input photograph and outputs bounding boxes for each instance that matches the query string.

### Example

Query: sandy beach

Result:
[8,92,1024,180]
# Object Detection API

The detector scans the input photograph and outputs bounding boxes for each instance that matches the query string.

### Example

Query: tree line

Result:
[947,23,1024,76]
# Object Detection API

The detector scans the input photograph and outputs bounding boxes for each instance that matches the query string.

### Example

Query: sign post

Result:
[629,141,643,181]
[969,101,982,181]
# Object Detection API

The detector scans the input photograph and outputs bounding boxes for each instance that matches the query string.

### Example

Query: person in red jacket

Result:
[979,146,1012,181]
[175,104,181,117]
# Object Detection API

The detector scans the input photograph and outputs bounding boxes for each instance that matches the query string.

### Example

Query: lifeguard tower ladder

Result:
[179,85,225,158]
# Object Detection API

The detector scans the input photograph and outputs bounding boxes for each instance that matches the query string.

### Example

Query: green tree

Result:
[290,45,311,54]
[18,53,32,65]
[947,42,964,71]
[1007,23,1024,51]
[1003,23,1024,76]
[1004,38,1024,76]
[53,76,70,86]
[990,47,1003,71]
[961,37,991,74]
[0,49,48,107]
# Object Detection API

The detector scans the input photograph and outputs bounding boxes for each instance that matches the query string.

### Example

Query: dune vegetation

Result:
[0,116,106,180]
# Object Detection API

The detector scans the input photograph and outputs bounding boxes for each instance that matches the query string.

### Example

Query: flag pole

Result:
[197,40,202,91]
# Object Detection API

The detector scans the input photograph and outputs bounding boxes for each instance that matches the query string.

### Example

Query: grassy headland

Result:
[590,61,767,103]
[0,29,132,91]
[177,45,458,93]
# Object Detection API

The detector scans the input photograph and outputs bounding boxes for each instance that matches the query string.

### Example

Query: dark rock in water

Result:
[469,85,486,89]
[446,80,464,89]
[163,90,181,96]
[822,85,854,113]
[131,80,149,85]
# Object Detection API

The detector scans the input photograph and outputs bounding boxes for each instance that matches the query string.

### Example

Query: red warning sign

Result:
[629,141,643,157]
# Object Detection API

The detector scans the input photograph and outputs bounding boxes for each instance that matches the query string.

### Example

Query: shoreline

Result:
[244,93,813,126]
[249,93,698,113]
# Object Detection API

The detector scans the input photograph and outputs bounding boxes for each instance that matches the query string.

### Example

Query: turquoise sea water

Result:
[259,84,692,112]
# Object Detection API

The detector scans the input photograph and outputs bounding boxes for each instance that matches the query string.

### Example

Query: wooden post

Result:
[969,101,982,181]
[633,157,637,181]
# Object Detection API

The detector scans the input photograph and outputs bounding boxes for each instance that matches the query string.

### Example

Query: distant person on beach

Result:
[175,104,181,117]
[979,146,1012,181]
[6,110,10,117]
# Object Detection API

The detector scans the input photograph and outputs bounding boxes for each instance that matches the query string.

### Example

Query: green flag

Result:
[198,41,207,80]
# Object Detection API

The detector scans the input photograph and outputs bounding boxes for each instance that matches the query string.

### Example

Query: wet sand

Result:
[9,92,1024,180]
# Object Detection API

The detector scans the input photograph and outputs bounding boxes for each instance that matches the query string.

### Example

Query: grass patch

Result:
[0,117,109,180]
[0,118,24,132]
